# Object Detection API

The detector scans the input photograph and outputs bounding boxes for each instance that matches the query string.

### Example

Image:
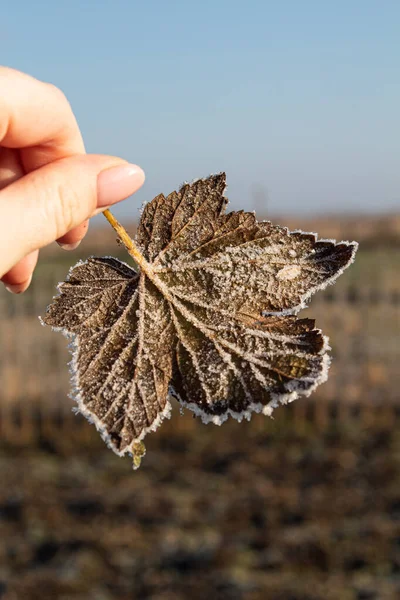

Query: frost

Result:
[42,173,358,466]
[276,265,302,281]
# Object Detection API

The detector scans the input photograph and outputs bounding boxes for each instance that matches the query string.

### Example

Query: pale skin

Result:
[0,67,145,293]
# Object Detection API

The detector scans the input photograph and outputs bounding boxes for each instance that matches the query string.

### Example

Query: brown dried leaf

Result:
[43,173,357,464]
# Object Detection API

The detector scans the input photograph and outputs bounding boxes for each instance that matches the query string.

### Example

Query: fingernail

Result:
[97,164,145,208]
[5,275,32,294]
[58,241,81,251]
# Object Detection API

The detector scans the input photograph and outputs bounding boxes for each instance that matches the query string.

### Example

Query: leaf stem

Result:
[102,209,146,271]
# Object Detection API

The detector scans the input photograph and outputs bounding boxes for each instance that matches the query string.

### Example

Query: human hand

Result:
[0,67,145,292]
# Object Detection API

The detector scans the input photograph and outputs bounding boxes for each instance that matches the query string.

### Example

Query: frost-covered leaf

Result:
[42,173,357,464]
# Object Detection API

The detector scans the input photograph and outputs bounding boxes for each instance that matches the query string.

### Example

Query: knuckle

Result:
[46,82,69,106]
[45,83,82,146]
[32,169,95,245]
[53,182,82,235]
[46,83,76,123]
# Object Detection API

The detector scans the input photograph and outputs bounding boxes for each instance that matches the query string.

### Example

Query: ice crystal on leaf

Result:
[42,173,358,467]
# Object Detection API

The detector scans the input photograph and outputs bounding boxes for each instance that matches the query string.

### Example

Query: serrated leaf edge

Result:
[39,256,173,458]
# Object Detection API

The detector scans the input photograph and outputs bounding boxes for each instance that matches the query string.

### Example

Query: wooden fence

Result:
[0,245,399,443]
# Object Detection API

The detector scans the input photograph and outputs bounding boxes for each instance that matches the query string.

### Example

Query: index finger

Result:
[0,66,85,172]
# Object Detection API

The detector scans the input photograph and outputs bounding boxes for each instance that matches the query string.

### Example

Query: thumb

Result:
[0,154,145,276]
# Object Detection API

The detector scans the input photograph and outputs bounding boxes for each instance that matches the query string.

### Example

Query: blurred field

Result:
[0,215,399,600]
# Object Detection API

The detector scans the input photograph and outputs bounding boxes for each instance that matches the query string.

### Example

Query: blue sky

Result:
[2,1,399,220]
